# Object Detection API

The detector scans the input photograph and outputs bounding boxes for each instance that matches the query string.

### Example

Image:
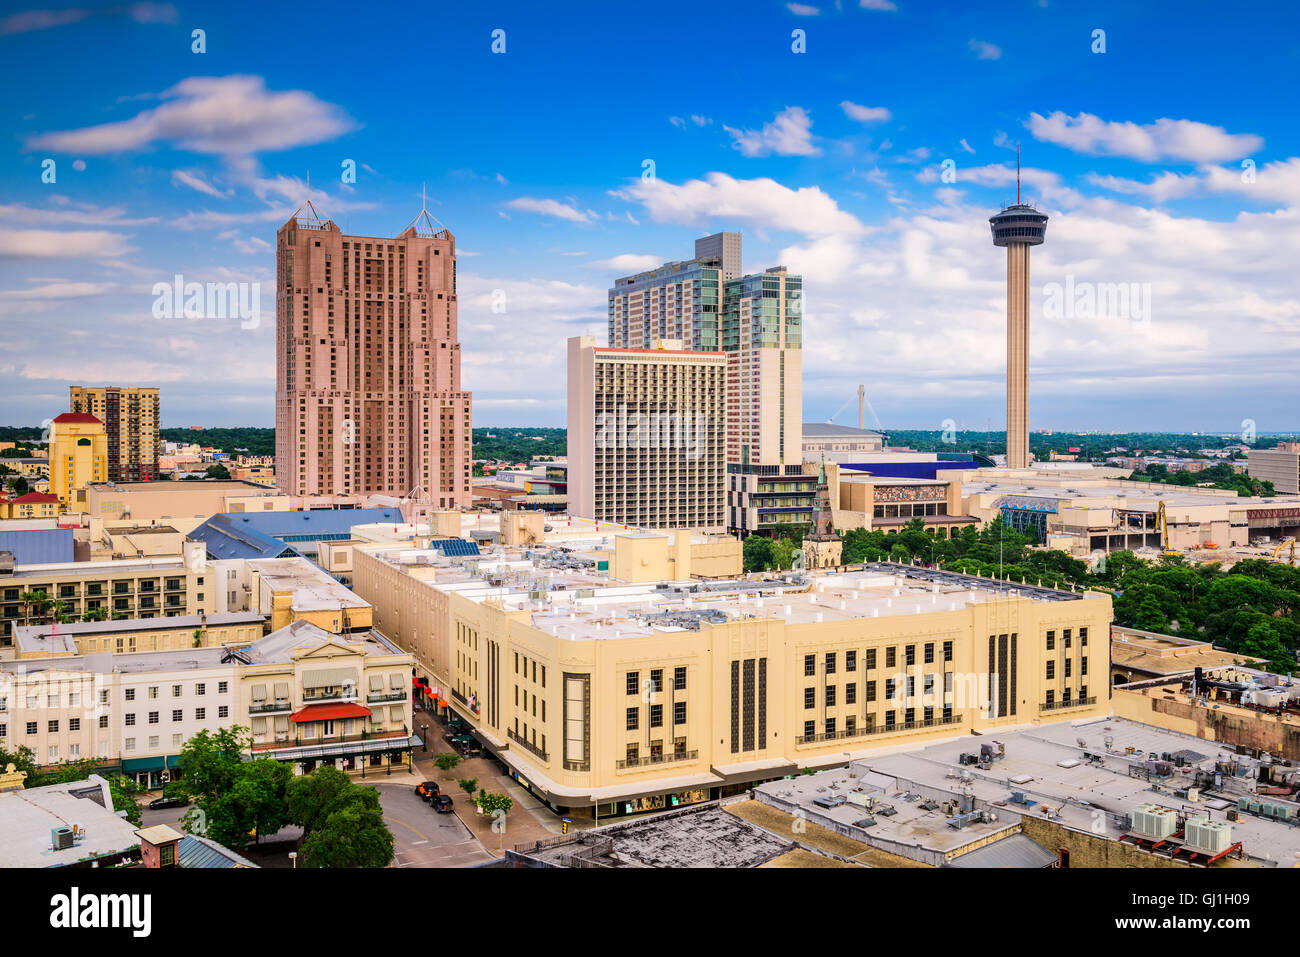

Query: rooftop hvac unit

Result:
[51,826,74,851]
[1131,803,1178,840]
[1184,817,1232,856]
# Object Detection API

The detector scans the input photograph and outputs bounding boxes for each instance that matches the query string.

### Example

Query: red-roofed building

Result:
[0,491,60,519]
[51,412,103,425]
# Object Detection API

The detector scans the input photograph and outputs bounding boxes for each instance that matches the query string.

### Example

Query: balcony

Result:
[615,749,698,770]
[1039,696,1097,713]
[507,727,548,762]
[249,700,293,715]
[366,690,407,704]
[796,713,963,745]
[302,688,357,704]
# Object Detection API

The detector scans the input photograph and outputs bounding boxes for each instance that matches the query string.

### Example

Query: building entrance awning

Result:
[289,702,371,723]
[121,754,182,773]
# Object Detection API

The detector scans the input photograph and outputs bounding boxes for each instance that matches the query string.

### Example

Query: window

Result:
[649,704,663,728]
[1045,690,1055,706]
[885,647,896,669]
[803,720,815,738]
[626,743,639,764]
[905,645,915,667]
[125,688,136,702]
[673,666,686,690]
[148,687,159,700]
[195,683,206,696]
[846,682,857,705]
[148,712,159,725]
[885,710,896,729]
[1046,630,1055,651]
[218,705,229,718]
[803,654,816,676]
[48,720,59,733]
[626,707,639,731]
[825,652,836,674]
[825,717,836,736]
[195,708,206,721]
[1065,659,1072,678]
[885,678,896,701]
[1081,657,1089,676]
[825,685,837,707]
[626,672,639,696]
[1064,628,1072,648]
[124,737,136,751]
[804,688,815,709]
[172,684,183,698]
[673,701,686,725]
[148,736,159,749]
[866,680,877,702]
[943,640,953,663]
[846,650,857,672]
[649,669,663,693]
[865,648,877,670]
[906,675,915,698]
[904,707,915,725]
[924,643,934,664]
[1046,661,1055,680]
[99,715,108,729]
[1080,627,1088,647]
[125,713,136,726]
[26,722,37,735]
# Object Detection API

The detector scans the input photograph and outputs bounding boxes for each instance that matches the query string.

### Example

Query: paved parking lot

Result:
[375,781,495,868]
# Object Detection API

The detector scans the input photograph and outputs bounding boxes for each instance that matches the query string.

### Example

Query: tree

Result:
[432,752,461,777]
[742,536,774,573]
[299,801,394,868]
[19,589,53,623]
[175,726,250,805]
[1241,621,1295,674]
[1134,595,1170,633]
[82,606,108,622]
[204,758,291,848]
[205,463,231,480]
[457,777,479,796]
[474,790,513,815]
[286,765,381,838]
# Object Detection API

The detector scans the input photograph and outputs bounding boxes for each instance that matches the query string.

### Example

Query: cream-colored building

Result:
[567,336,728,531]
[69,386,160,483]
[1247,441,1300,495]
[0,541,209,658]
[354,532,1111,819]
[12,611,265,660]
[246,557,372,633]
[0,620,416,789]
[49,413,107,508]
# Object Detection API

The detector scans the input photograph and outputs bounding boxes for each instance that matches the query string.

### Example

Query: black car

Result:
[148,795,189,810]
[435,794,455,813]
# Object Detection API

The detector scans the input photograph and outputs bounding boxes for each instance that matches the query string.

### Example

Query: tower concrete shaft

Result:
[1006,242,1031,470]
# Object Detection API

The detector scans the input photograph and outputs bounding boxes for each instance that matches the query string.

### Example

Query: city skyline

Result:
[1,0,1298,434]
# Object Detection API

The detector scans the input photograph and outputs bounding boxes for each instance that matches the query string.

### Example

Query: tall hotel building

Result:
[607,232,805,535]
[567,336,727,531]
[274,201,471,505]
[69,386,160,482]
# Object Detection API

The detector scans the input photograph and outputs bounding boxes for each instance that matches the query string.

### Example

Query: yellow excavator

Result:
[1271,538,1297,565]
[1156,501,1178,557]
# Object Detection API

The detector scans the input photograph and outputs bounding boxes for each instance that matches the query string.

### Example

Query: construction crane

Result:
[1272,538,1297,565]
[1156,501,1178,557]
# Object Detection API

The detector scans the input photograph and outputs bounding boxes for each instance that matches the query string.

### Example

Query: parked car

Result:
[415,781,440,802]
[435,794,455,813]
[148,795,190,811]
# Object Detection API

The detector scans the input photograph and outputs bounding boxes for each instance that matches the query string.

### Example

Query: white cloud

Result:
[1027,111,1263,163]
[612,171,868,240]
[585,254,664,273]
[959,138,975,154]
[0,3,176,35]
[0,228,133,259]
[503,197,594,223]
[840,101,892,124]
[787,3,820,15]
[725,106,819,157]
[171,169,229,198]
[27,75,356,156]
[969,39,1002,60]
[859,0,897,9]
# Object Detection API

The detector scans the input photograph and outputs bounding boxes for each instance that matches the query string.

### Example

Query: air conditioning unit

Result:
[1184,817,1232,856]
[1131,802,1178,840]
[51,826,75,850]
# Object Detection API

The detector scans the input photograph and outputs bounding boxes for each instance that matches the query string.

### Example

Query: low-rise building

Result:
[246,557,372,633]
[0,492,61,520]
[1110,625,1265,685]
[354,533,1111,820]
[0,774,142,868]
[13,611,265,659]
[1247,441,1300,495]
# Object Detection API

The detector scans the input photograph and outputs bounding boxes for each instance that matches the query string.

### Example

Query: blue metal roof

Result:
[189,508,403,561]
[176,833,258,869]
[0,528,74,565]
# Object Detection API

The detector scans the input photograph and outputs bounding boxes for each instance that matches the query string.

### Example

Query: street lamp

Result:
[288,851,297,869]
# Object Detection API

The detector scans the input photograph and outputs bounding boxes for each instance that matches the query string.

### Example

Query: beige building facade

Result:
[567,337,727,531]
[1247,442,1300,495]
[69,386,160,483]
[49,413,107,508]
[355,534,1111,819]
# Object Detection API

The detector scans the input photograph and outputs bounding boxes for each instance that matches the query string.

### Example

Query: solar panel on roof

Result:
[429,539,480,557]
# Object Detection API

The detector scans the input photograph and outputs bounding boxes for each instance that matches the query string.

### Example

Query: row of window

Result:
[801,705,952,739]
[625,667,688,696]
[1045,657,1089,680]
[1045,627,1088,650]
[123,681,228,701]
[804,642,955,677]
[626,701,687,729]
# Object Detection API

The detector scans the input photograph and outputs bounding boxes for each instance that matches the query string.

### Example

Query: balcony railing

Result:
[249,701,292,715]
[615,749,698,770]
[507,727,548,762]
[796,713,963,745]
[366,691,407,704]
[251,727,410,752]
[302,689,357,704]
[1039,696,1097,713]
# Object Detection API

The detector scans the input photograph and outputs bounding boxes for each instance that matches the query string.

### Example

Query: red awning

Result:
[289,703,371,723]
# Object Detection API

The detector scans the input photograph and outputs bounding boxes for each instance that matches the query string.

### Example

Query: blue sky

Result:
[1,0,1298,434]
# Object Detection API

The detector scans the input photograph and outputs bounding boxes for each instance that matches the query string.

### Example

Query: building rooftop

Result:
[14,612,265,655]
[0,776,141,868]
[802,422,885,438]
[247,557,369,612]
[0,527,74,565]
[1111,625,1266,676]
